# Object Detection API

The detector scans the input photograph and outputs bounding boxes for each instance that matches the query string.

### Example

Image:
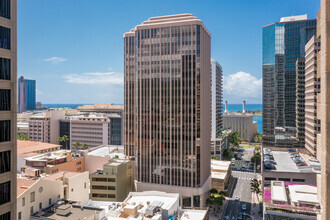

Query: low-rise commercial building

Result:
[84,191,208,220]
[264,181,320,219]
[17,140,61,172]
[31,201,105,220]
[90,159,132,202]
[262,149,319,187]
[22,150,85,174]
[211,160,231,192]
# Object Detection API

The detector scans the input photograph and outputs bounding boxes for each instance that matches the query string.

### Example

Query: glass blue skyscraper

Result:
[262,15,316,148]
[18,76,36,113]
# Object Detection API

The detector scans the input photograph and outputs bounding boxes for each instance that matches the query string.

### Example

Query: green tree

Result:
[17,133,29,140]
[251,153,261,166]
[213,196,225,207]
[17,128,29,140]
[255,146,260,151]
[211,155,218,160]
[222,148,233,161]
[56,135,69,149]
[81,143,88,150]
[219,191,226,196]
[251,179,260,201]
[73,140,82,150]
[210,188,219,194]
[254,134,263,143]
[228,131,240,148]
[206,198,213,206]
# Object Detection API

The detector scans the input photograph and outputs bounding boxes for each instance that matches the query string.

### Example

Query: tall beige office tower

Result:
[317,0,330,218]
[124,14,211,207]
[305,36,320,156]
[0,0,17,219]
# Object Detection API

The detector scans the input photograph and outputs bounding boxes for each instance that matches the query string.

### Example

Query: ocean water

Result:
[43,103,263,133]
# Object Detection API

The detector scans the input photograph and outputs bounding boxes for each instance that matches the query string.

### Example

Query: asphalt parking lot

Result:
[232,147,256,172]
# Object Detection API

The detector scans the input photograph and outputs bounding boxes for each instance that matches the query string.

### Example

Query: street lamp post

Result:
[243,212,254,220]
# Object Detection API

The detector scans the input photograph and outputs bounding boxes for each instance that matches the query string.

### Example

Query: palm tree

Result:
[73,140,81,151]
[251,178,260,201]
[56,135,69,149]
[81,143,88,150]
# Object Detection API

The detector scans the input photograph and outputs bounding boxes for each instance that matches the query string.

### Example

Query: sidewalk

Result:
[251,192,262,220]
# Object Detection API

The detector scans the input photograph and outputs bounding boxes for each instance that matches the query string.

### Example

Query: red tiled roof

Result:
[17,178,39,197]
[17,140,61,157]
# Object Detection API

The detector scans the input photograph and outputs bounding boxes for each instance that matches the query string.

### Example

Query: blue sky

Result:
[18,0,320,104]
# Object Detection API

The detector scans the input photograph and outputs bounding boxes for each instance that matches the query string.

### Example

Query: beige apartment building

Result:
[0,0,17,219]
[316,0,330,218]
[90,159,132,202]
[124,14,211,207]
[305,36,321,156]
[28,110,65,144]
[69,114,109,148]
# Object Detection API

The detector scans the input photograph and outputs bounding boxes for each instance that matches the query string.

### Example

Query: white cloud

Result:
[63,72,123,85]
[43,57,67,64]
[223,71,262,103]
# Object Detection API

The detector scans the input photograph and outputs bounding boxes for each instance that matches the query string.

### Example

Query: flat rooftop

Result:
[179,209,208,220]
[32,205,103,219]
[211,160,231,171]
[272,151,299,172]
[18,140,61,157]
[211,171,227,180]
[25,150,71,162]
[288,185,318,204]
[88,145,126,159]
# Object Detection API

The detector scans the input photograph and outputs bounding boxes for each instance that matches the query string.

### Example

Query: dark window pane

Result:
[0,150,10,173]
[0,211,10,220]
[0,120,10,142]
[0,26,10,49]
[0,0,10,19]
[0,181,10,205]
[0,90,10,110]
[0,58,10,80]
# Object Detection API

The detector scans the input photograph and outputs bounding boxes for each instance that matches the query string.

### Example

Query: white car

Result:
[235,196,240,201]
[309,157,319,162]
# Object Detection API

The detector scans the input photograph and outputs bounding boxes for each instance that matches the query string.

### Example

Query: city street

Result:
[223,171,257,220]
[221,146,261,220]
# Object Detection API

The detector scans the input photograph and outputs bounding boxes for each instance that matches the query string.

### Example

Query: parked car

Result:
[235,196,240,201]
[241,203,247,211]
[309,157,319,162]
[237,212,243,220]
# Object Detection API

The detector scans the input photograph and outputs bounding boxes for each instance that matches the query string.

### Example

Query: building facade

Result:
[90,159,132,202]
[211,58,223,140]
[295,57,306,148]
[223,115,258,142]
[0,0,17,219]
[124,14,211,207]
[316,1,330,218]
[304,36,320,156]
[18,76,36,113]
[262,15,316,148]
[28,110,65,144]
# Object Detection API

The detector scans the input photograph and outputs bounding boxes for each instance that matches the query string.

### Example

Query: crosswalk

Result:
[237,177,253,180]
